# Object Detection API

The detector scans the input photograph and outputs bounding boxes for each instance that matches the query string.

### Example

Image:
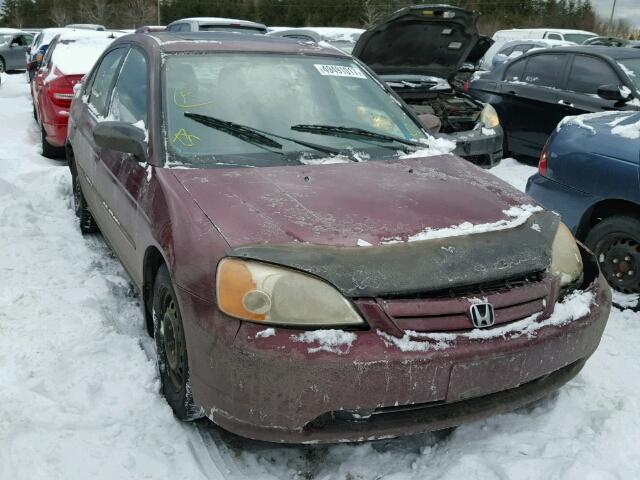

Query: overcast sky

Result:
[592,0,640,28]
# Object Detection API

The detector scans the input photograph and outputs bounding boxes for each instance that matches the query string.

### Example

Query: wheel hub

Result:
[601,238,640,293]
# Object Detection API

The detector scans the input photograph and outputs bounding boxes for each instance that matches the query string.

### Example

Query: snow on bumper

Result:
[183,272,610,444]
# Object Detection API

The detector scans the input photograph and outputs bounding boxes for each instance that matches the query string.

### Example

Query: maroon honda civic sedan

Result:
[66,31,611,443]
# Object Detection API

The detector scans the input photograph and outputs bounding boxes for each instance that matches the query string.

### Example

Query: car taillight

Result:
[47,70,75,108]
[463,81,470,92]
[539,145,548,176]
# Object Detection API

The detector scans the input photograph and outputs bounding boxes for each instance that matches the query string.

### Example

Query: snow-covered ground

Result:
[1,72,639,480]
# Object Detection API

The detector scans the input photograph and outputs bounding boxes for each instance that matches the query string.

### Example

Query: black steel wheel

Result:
[152,264,203,421]
[585,215,640,294]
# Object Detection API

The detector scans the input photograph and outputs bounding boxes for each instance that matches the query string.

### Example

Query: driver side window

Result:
[109,48,148,126]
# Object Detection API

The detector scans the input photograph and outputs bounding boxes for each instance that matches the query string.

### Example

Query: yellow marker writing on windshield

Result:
[173,89,215,109]
[172,128,200,147]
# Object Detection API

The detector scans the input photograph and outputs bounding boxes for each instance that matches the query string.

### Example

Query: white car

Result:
[165,17,267,34]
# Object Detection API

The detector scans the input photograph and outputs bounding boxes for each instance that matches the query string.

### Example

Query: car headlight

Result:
[216,258,365,327]
[480,103,500,129]
[550,222,583,287]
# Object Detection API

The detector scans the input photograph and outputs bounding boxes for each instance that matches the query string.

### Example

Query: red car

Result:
[31,30,121,157]
[67,31,611,443]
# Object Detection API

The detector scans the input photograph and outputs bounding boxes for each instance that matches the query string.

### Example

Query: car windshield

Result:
[618,59,640,90]
[163,53,427,168]
[564,33,595,44]
[0,34,13,46]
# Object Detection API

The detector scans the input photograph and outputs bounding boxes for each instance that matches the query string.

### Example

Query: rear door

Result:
[497,53,569,157]
[94,47,149,283]
[559,54,627,115]
[72,47,128,237]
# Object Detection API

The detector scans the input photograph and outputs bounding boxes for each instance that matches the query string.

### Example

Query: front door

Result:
[93,47,149,285]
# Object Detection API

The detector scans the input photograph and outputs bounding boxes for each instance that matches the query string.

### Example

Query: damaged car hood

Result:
[172,155,558,297]
[353,5,481,80]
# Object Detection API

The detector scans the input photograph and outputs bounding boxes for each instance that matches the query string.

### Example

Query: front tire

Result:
[585,215,640,294]
[153,264,203,421]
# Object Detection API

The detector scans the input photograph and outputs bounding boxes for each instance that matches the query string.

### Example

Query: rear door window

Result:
[88,48,126,117]
[109,48,148,125]
[521,54,568,88]
[566,55,620,94]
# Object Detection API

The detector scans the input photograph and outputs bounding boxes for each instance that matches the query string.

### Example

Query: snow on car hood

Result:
[352,5,481,79]
[172,154,538,248]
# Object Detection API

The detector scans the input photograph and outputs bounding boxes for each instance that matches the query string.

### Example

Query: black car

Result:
[353,5,502,167]
[469,46,640,159]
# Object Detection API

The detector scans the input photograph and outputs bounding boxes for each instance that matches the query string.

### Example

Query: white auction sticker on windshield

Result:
[314,64,367,79]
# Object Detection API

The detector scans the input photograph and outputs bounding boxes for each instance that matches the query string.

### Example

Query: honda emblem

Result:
[469,303,495,328]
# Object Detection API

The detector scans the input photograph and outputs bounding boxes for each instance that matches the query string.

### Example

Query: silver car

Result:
[165,17,267,34]
[0,29,34,73]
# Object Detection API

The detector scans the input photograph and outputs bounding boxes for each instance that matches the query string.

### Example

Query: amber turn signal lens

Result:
[217,259,266,321]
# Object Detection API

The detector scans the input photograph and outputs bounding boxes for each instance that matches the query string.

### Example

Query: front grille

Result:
[378,275,554,333]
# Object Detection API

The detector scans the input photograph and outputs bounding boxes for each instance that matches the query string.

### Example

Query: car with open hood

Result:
[352,5,502,167]
[66,31,610,444]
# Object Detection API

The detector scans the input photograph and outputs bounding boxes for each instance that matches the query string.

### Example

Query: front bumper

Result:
[183,269,611,444]
[446,125,503,168]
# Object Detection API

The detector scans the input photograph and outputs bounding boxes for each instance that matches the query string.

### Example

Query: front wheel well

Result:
[576,199,640,241]
[143,246,166,335]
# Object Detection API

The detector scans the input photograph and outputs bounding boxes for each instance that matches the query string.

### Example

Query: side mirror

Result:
[597,83,630,102]
[418,113,442,133]
[93,121,147,161]
[26,47,31,54]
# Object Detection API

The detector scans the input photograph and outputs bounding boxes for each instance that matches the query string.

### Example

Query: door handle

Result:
[506,90,517,96]
[559,99,574,107]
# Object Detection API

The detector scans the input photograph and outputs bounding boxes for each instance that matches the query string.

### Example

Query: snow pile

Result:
[611,118,640,139]
[556,110,622,134]
[0,73,210,480]
[255,328,276,338]
[290,329,357,354]
[383,204,542,243]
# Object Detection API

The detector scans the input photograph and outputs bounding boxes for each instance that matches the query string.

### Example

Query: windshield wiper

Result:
[184,113,349,159]
[185,113,283,151]
[290,124,423,149]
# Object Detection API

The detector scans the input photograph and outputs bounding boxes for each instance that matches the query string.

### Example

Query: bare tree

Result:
[78,0,113,26]
[122,0,156,28]
[50,1,72,26]
[361,0,383,28]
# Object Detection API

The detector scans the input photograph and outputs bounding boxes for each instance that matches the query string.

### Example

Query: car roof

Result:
[534,46,640,59]
[495,28,596,34]
[132,31,348,56]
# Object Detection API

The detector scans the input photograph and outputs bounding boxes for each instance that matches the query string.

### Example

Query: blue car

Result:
[526,110,640,293]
